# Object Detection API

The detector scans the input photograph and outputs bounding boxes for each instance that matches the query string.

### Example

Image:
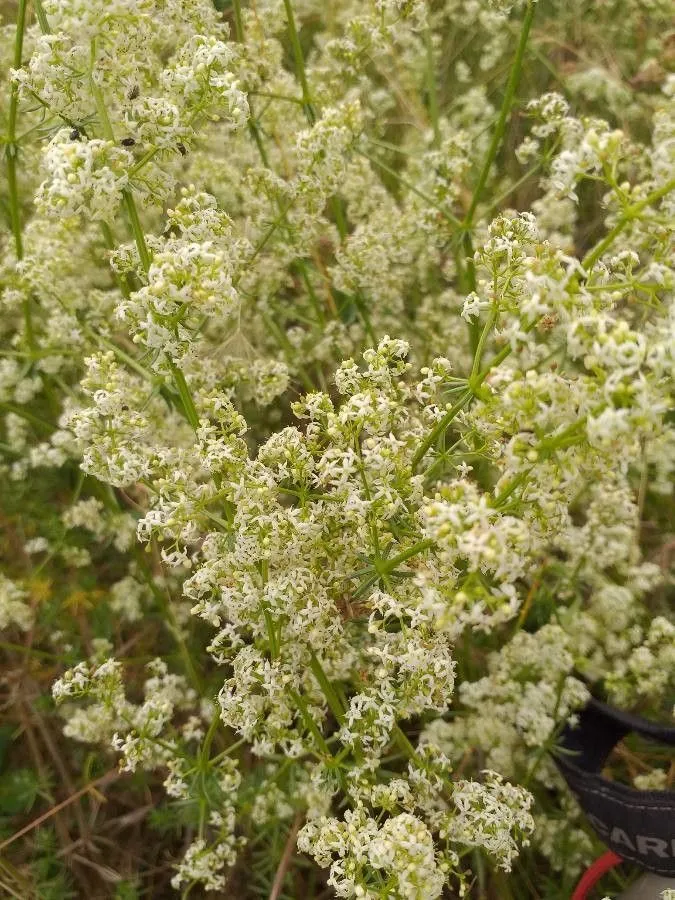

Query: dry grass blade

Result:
[0,769,120,853]
[268,813,303,900]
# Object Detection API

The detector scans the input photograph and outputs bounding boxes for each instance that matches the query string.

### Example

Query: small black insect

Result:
[69,128,81,140]
[177,143,187,156]
[127,85,140,100]
[121,137,136,147]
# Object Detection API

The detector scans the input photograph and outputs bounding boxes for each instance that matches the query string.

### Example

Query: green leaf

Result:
[0,767,41,815]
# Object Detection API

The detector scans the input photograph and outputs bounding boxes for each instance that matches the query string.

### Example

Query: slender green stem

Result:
[99,221,134,299]
[261,313,315,392]
[392,724,421,767]
[282,0,380,344]
[461,0,536,350]
[359,148,461,226]
[169,361,200,431]
[249,89,304,106]
[6,0,37,350]
[90,61,203,431]
[412,315,539,473]
[122,189,152,274]
[582,176,675,271]
[230,1,327,384]
[282,0,315,125]
[382,539,435,574]
[475,339,514,383]
[127,147,159,178]
[33,0,51,32]
[309,653,346,723]
[492,470,530,509]
[411,389,473,473]
[260,601,279,659]
[211,738,246,765]
[6,0,26,261]
[139,552,204,694]
[288,689,331,757]
[199,713,222,765]
[234,7,326,333]
[469,305,498,382]
[89,55,115,140]
[83,327,156,383]
[247,199,295,264]
[0,402,54,432]
[231,0,245,41]
[0,641,62,660]
[487,157,546,214]
[424,24,440,147]
[464,1,536,228]
[492,418,589,509]
[524,675,566,786]
[89,53,152,279]
[259,560,280,660]
[6,144,23,262]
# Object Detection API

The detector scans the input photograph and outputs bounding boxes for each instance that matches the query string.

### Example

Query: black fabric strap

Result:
[554,698,675,876]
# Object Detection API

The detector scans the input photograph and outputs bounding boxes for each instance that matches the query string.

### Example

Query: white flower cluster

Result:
[161,35,249,131]
[444,771,534,872]
[0,574,33,632]
[36,131,133,222]
[3,0,674,894]
[298,807,450,900]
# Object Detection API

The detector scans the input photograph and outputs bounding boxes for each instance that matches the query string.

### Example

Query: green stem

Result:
[412,315,539,473]
[492,470,530,509]
[83,327,156,384]
[122,189,152,274]
[469,305,498,383]
[424,24,440,147]
[0,641,62,660]
[492,417,589,509]
[582,176,675,271]
[282,1,381,346]
[309,653,346,723]
[462,0,536,349]
[411,389,473,473]
[91,65,202,432]
[231,0,245,41]
[6,0,26,261]
[288,689,331,757]
[139,554,204,694]
[464,1,536,228]
[0,402,54,432]
[127,147,159,178]
[392,724,421,767]
[33,0,51,32]
[260,601,279,659]
[6,0,37,351]
[6,144,23,263]
[259,559,280,660]
[475,339,514,383]
[359,148,461,226]
[89,62,153,278]
[89,55,115,140]
[261,312,315,392]
[487,158,545,214]
[247,198,296,264]
[382,539,434,574]
[169,361,200,431]
[282,0,315,125]
[99,221,134,299]
[199,713,222,765]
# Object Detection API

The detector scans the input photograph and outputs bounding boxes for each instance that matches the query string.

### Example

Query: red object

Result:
[572,851,623,900]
